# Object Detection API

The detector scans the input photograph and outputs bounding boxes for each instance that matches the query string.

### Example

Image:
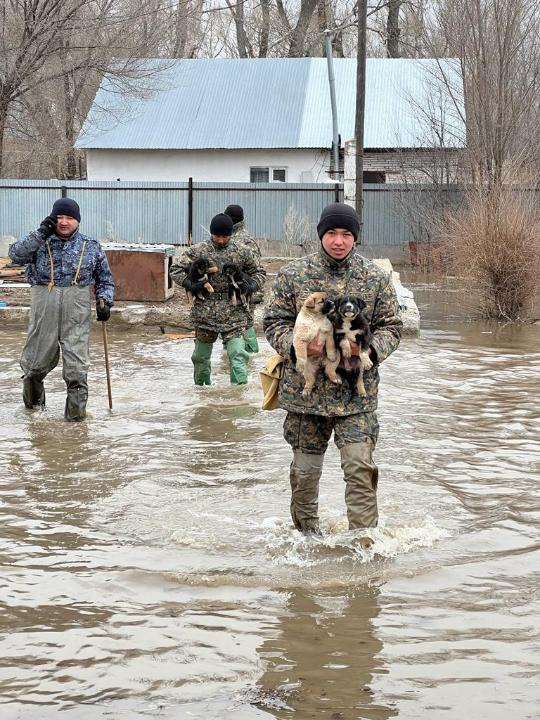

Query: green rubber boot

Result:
[244,326,259,353]
[225,336,249,385]
[191,340,213,385]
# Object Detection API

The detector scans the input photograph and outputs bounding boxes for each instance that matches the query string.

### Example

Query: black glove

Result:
[38,215,57,239]
[181,277,206,293]
[238,272,258,295]
[96,301,111,322]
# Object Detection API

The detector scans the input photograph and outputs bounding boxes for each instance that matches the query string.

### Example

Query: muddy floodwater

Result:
[1,283,539,719]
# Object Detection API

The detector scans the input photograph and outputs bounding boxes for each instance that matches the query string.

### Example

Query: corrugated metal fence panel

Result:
[0,180,188,244]
[1,179,466,247]
[61,180,188,245]
[364,184,411,246]
[363,184,464,245]
[0,180,61,239]
[191,182,339,244]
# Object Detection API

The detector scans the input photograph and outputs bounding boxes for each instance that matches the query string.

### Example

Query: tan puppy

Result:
[292,292,341,397]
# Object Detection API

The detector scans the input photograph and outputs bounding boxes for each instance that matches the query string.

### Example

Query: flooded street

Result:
[1,284,539,719]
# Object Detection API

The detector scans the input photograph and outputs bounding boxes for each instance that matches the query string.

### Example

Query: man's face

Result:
[321,228,355,260]
[212,234,231,247]
[55,215,79,238]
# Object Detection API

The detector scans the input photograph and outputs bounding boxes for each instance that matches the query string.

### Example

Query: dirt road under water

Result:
[0,282,539,719]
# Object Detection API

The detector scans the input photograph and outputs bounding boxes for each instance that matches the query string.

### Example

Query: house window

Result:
[363,171,386,183]
[250,166,287,183]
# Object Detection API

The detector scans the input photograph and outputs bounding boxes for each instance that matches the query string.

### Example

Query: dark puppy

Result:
[222,262,252,308]
[185,257,218,303]
[332,295,373,397]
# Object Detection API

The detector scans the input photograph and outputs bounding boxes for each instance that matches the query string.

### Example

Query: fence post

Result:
[334,183,340,203]
[61,185,67,198]
[188,177,193,245]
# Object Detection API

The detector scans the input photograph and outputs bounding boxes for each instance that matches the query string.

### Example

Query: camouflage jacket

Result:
[263,249,402,416]
[9,228,115,305]
[170,238,265,333]
[232,221,261,258]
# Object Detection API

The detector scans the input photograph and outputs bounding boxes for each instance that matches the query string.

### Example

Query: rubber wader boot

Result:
[290,450,324,535]
[244,326,259,354]
[22,376,46,409]
[225,337,249,385]
[192,340,213,385]
[340,442,379,529]
[64,383,88,422]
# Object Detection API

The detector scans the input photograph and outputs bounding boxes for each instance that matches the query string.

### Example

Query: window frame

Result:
[249,166,288,183]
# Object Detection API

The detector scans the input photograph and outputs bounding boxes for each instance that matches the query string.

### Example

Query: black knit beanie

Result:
[209,213,233,237]
[224,204,244,224]
[317,203,360,242]
[51,198,81,222]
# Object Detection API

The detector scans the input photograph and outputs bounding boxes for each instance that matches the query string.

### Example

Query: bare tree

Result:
[0,0,171,178]
[427,0,540,186]
[386,0,402,57]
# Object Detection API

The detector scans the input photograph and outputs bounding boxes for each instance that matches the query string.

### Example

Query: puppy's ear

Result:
[356,297,367,310]
[321,299,334,315]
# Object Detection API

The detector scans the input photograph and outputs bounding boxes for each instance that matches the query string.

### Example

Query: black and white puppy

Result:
[332,295,373,397]
[222,262,251,307]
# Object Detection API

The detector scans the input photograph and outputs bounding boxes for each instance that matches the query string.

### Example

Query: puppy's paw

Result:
[360,352,373,370]
[341,341,352,359]
[326,350,338,362]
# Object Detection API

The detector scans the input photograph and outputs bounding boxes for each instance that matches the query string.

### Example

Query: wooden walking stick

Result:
[99,299,113,410]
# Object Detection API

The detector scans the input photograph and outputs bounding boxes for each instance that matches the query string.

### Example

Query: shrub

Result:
[445,186,540,321]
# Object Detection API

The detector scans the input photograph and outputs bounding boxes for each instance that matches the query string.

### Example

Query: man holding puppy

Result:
[263,203,401,537]
[171,213,265,386]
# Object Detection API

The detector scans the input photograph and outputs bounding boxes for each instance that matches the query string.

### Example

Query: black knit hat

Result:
[224,204,244,224]
[317,203,360,242]
[51,198,81,222]
[209,213,233,237]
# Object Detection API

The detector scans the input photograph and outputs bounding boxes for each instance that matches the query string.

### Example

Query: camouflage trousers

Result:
[196,327,244,343]
[284,412,380,530]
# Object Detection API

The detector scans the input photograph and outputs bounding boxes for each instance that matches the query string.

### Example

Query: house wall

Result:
[343,139,462,203]
[86,148,334,183]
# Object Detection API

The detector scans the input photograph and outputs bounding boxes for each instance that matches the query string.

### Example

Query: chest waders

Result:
[243,326,259,354]
[192,334,249,386]
[20,241,91,421]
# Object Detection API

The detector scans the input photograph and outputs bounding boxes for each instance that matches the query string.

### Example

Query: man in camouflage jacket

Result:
[224,203,262,353]
[9,198,114,421]
[171,213,265,385]
[264,203,402,536]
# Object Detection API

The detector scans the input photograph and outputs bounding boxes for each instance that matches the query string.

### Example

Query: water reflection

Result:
[254,586,396,719]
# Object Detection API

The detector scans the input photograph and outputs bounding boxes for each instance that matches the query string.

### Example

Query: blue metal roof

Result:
[76,58,464,151]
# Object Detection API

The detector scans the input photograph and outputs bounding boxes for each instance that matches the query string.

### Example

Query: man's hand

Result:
[307,338,325,358]
[96,301,111,322]
[182,277,206,293]
[349,340,360,356]
[38,215,57,239]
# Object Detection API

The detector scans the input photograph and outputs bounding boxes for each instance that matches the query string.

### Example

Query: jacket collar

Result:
[318,246,356,273]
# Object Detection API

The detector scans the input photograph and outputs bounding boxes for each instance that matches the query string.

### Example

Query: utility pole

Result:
[324,29,340,180]
[355,0,368,242]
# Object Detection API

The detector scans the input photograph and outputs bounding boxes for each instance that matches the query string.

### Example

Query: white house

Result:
[76,57,464,184]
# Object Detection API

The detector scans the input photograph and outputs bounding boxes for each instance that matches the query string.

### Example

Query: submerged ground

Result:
[0,281,539,719]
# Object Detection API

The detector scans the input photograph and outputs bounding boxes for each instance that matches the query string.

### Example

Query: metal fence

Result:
[0,178,461,248]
